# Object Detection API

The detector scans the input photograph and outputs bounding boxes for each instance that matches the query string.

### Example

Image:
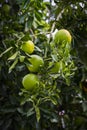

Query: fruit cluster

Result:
[21,40,44,91]
[21,29,72,91]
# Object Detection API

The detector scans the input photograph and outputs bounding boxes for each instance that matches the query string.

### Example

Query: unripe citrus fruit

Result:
[22,74,39,90]
[2,4,11,14]
[54,29,72,44]
[21,40,34,54]
[27,55,44,72]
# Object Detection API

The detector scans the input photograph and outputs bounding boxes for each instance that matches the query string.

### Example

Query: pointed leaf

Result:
[27,108,35,117]
[8,52,18,60]
[9,59,18,73]
[0,47,13,58]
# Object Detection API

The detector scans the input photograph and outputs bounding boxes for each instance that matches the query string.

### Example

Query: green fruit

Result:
[27,55,44,72]
[22,74,39,90]
[54,29,72,44]
[21,40,34,54]
[3,4,10,14]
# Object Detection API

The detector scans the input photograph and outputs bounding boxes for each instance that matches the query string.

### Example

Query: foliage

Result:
[0,0,87,130]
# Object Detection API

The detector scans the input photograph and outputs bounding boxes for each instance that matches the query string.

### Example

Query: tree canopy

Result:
[0,0,87,130]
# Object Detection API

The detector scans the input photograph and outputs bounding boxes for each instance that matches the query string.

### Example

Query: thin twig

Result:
[51,8,64,34]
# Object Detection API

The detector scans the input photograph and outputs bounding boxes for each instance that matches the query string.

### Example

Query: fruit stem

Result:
[35,121,41,130]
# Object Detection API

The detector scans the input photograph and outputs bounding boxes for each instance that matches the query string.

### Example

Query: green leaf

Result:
[0,47,13,58]
[0,108,16,113]
[8,59,18,73]
[17,108,26,115]
[50,97,58,105]
[24,17,33,32]
[35,46,42,52]
[82,102,87,112]
[51,54,58,62]
[8,52,18,60]
[27,108,35,117]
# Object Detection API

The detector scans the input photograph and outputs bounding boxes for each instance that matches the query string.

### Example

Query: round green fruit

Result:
[21,40,34,54]
[22,74,39,90]
[27,55,44,72]
[54,29,72,44]
[3,4,11,14]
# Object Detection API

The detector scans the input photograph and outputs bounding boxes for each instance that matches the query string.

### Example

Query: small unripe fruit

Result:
[21,40,34,54]
[27,55,44,72]
[3,4,11,14]
[54,29,72,44]
[22,74,39,91]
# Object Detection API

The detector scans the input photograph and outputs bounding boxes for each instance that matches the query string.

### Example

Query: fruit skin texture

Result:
[21,40,34,54]
[22,74,39,90]
[27,55,44,72]
[54,29,72,44]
